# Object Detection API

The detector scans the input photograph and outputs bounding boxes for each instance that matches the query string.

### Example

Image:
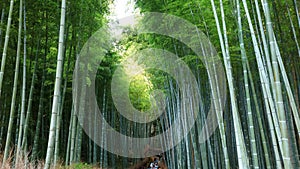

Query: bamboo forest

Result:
[0,0,300,168]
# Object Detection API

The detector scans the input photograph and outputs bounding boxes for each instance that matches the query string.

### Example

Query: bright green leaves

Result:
[129,73,153,112]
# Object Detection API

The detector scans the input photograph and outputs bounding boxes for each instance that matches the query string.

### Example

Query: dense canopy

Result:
[0,0,299,168]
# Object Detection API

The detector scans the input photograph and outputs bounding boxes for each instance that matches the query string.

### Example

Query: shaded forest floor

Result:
[0,153,160,169]
[0,153,105,169]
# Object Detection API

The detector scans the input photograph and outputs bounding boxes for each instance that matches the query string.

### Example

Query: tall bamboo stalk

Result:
[261,1,291,167]
[210,0,249,167]
[3,0,22,163]
[44,0,66,168]
[0,0,14,98]
[273,35,300,138]
[0,7,5,50]
[236,0,259,167]
[246,56,271,168]
[65,105,74,165]
[15,0,24,163]
[241,0,282,167]
[195,2,230,168]
[69,106,77,163]
[31,71,45,160]
[21,0,27,152]
[284,0,300,57]
[31,39,46,161]
[54,38,72,164]
[292,0,300,28]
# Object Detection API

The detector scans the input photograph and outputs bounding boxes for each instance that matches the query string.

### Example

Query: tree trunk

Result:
[16,0,25,163]
[44,0,66,168]
[0,0,14,98]
[3,0,22,164]
[236,0,259,167]
[211,0,249,167]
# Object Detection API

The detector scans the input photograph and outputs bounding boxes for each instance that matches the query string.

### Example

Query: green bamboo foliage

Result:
[0,7,5,52]
[292,0,300,28]
[0,0,299,168]
[284,0,300,57]
[44,0,66,168]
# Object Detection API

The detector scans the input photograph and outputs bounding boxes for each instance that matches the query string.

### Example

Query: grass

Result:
[0,153,105,169]
[0,152,45,169]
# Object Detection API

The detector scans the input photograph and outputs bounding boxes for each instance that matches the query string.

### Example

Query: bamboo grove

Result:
[0,0,299,168]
